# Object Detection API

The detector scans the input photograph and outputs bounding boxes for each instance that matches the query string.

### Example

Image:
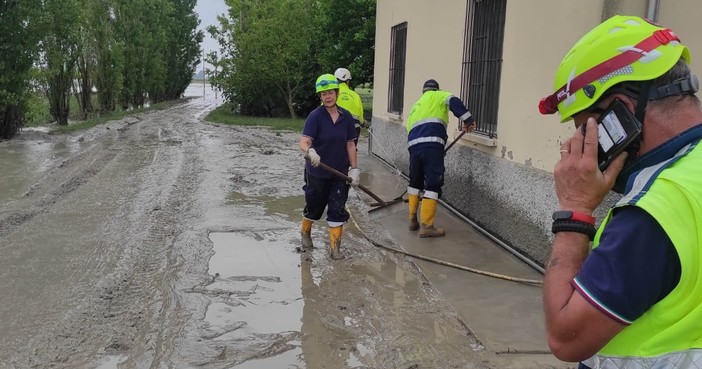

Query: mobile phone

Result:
[586,99,643,171]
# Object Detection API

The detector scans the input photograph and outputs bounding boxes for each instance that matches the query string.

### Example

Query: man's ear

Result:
[608,93,637,112]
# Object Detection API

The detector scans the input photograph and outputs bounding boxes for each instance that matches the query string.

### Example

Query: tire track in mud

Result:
[0,142,119,239]
[9,108,208,368]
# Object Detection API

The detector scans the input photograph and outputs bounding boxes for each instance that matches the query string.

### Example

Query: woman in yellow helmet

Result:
[298,74,360,260]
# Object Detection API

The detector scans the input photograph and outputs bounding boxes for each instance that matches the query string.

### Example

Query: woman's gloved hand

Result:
[307,148,321,167]
[348,168,361,186]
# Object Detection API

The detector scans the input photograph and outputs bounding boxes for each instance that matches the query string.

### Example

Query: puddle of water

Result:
[206,232,303,339]
[205,230,467,367]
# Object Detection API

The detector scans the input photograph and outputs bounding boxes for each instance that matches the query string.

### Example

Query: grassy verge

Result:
[52,100,186,134]
[205,104,305,132]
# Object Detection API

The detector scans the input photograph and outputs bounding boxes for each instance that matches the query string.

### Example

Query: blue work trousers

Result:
[302,170,350,223]
[408,145,445,197]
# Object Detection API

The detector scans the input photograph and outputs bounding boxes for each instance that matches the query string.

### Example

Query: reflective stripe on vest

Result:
[408,136,445,148]
[583,349,702,369]
[411,117,444,128]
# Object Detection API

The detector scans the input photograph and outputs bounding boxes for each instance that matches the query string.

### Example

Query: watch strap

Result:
[551,220,596,241]
[552,210,596,225]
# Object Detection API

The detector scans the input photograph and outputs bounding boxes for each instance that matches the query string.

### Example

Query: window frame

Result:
[388,22,408,115]
[460,0,507,138]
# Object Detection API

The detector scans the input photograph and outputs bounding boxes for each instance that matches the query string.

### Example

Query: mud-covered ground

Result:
[0,87,502,368]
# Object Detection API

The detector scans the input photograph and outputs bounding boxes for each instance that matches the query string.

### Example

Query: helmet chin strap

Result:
[635,81,652,123]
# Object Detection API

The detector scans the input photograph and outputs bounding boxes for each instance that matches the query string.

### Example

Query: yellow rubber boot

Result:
[408,194,420,231]
[329,226,345,260]
[419,198,445,238]
[300,219,314,251]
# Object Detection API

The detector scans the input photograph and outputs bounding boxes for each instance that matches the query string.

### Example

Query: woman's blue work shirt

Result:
[302,105,356,179]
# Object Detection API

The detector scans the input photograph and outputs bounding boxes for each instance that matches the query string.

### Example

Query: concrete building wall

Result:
[370,0,701,265]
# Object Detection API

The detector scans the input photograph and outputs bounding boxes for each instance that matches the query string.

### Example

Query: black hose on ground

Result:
[346,204,543,286]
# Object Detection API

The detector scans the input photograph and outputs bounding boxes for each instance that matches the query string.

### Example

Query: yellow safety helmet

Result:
[539,15,690,122]
[315,74,340,93]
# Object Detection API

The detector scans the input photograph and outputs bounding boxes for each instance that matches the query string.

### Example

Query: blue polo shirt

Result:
[572,124,702,344]
[302,106,356,179]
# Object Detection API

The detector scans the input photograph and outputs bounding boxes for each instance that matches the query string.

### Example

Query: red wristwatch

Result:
[552,210,596,225]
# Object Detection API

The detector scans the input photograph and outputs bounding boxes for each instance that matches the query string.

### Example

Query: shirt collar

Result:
[614,123,702,194]
[630,123,702,170]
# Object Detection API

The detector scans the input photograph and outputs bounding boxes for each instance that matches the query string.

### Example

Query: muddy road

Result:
[1,87,494,368]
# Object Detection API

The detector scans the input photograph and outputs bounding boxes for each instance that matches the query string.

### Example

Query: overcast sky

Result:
[194,0,229,70]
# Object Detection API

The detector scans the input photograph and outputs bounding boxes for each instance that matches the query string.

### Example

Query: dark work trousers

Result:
[408,145,445,198]
[353,126,361,147]
[302,170,350,223]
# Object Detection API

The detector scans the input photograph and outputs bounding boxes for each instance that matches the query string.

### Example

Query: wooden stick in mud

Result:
[305,157,388,206]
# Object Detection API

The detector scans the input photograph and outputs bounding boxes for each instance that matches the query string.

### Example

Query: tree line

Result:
[207,0,376,119]
[0,0,203,139]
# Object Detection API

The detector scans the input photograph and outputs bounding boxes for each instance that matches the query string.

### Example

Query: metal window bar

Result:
[460,0,506,138]
[388,22,407,114]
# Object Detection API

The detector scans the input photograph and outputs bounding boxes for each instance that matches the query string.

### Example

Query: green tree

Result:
[114,0,200,107]
[209,0,319,118]
[208,0,375,118]
[90,0,124,113]
[114,0,149,108]
[316,0,376,86]
[40,0,82,125]
[163,0,203,101]
[75,2,94,119]
[0,0,43,139]
[143,0,170,103]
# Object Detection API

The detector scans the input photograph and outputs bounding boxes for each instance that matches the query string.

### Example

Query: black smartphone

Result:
[583,99,643,171]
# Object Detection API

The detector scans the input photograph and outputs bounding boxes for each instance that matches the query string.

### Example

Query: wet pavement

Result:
[354,146,571,368]
[0,85,570,368]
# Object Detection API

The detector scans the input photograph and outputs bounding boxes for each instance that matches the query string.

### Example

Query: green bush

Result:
[24,93,52,127]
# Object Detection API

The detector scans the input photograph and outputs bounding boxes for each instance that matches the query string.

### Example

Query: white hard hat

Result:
[334,68,352,81]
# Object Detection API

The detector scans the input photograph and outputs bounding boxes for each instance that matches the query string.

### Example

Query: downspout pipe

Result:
[647,0,660,22]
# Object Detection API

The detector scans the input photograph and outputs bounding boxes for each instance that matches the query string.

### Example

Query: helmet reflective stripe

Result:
[540,28,680,115]
[315,74,339,93]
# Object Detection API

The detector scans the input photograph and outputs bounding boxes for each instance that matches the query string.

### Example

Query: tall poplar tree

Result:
[0,0,43,138]
[40,0,82,125]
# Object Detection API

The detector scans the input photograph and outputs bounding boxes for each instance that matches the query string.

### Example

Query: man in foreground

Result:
[540,15,702,368]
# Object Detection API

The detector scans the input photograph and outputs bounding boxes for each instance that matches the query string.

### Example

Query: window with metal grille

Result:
[460,0,506,138]
[388,22,407,115]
